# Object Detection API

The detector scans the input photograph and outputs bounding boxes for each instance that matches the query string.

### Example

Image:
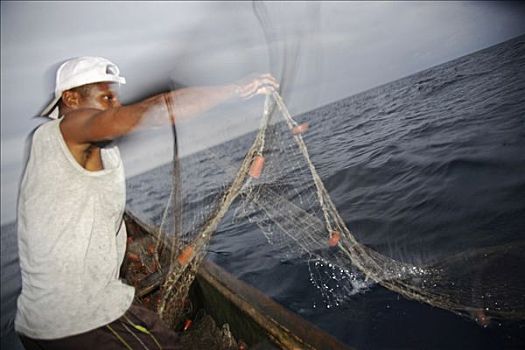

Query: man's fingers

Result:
[258,74,279,88]
[256,86,275,96]
[241,84,277,98]
[237,73,279,100]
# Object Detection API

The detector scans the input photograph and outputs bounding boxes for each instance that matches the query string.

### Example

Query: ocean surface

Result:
[2,35,525,349]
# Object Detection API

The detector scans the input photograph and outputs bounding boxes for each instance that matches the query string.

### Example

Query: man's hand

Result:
[235,73,279,100]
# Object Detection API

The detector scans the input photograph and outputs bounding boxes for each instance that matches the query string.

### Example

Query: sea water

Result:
[130,34,525,349]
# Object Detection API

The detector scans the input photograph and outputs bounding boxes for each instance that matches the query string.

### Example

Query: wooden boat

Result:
[122,211,353,350]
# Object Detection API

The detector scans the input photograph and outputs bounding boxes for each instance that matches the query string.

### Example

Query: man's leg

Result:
[123,303,182,350]
[18,304,181,350]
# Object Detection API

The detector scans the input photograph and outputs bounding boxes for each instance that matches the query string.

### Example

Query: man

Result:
[16,56,278,349]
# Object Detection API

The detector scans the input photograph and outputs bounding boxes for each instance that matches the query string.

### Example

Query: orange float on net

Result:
[127,252,141,262]
[147,243,156,255]
[177,245,194,265]
[249,155,265,179]
[292,122,309,135]
[328,230,341,247]
[471,309,491,328]
[183,319,193,331]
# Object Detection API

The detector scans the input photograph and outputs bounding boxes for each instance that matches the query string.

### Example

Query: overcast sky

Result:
[2,1,525,224]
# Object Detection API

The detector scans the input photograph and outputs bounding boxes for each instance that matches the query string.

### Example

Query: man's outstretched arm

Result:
[60,74,278,145]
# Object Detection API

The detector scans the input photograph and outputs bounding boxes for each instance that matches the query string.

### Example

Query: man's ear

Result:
[61,90,81,108]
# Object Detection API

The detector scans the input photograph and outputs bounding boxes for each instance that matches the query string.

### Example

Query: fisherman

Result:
[15,56,278,349]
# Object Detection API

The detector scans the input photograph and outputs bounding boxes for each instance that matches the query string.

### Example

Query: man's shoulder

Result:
[33,119,59,136]
[27,119,61,150]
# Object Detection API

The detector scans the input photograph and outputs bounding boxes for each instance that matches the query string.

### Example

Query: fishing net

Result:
[134,89,525,329]
[118,3,525,331]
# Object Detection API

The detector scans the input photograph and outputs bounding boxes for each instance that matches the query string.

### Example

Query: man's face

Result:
[78,82,121,111]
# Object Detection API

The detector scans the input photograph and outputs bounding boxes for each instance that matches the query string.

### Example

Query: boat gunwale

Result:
[124,210,353,350]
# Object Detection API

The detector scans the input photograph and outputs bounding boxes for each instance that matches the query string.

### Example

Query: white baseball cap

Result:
[41,56,126,119]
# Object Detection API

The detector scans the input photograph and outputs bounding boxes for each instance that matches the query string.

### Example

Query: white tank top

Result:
[15,119,135,339]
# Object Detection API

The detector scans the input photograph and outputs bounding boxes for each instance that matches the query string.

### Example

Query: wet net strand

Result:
[154,91,525,328]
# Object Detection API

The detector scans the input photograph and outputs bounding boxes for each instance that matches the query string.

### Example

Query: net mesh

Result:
[147,91,524,328]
